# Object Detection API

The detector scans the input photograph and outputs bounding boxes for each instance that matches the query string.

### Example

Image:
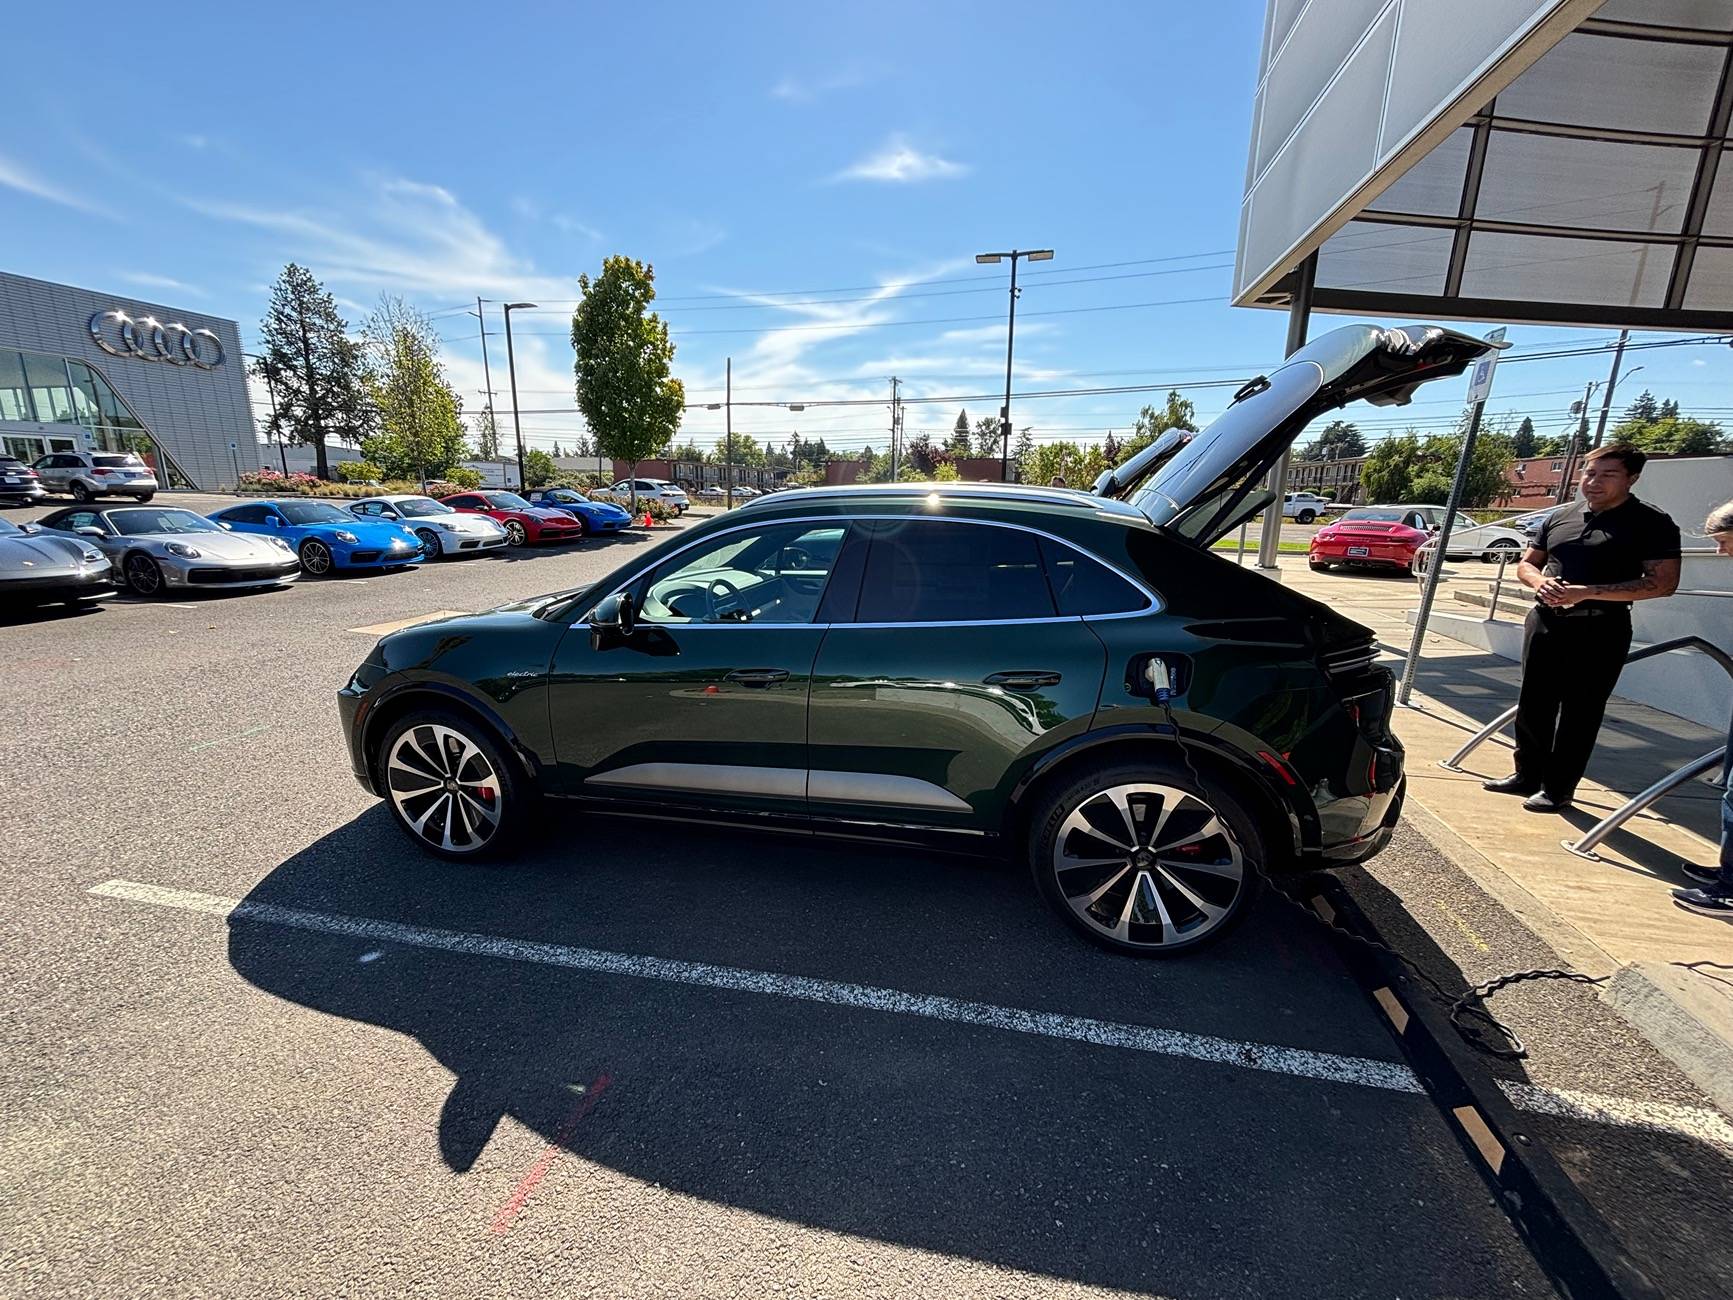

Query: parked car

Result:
[1311,505,1525,573]
[440,491,584,547]
[32,451,157,502]
[0,516,112,606]
[208,499,424,575]
[346,495,508,559]
[599,478,690,514]
[522,488,634,535]
[37,505,299,596]
[1280,491,1331,523]
[0,455,45,504]
[336,323,1494,957]
[1507,508,1553,539]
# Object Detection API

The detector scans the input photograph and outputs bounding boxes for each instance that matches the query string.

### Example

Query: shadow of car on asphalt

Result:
[223,808,1543,1297]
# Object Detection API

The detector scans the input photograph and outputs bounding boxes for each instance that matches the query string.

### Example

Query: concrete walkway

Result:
[1270,559,1733,1111]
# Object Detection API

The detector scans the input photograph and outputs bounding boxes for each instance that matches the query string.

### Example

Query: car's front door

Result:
[806,518,1115,838]
[547,519,851,820]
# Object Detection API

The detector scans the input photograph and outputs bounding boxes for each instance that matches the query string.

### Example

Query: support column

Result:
[1256,251,1316,571]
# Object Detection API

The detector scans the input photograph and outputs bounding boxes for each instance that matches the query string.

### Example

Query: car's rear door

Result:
[547,518,852,820]
[805,517,1112,839]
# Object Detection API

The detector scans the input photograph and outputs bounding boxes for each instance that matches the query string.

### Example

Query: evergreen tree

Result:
[1623,389,1660,423]
[254,263,371,479]
[1511,416,1537,459]
[1297,419,1365,462]
[1658,398,1680,422]
[471,408,501,461]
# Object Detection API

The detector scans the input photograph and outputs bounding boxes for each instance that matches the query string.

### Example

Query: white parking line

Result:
[347,610,469,636]
[86,877,1733,1148]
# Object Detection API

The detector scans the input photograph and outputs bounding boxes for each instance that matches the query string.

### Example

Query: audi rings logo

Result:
[87,310,226,369]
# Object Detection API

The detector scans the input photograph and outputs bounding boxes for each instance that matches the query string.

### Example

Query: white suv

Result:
[1281,491,1330,523]
[34,451,158,503]
[603,478,690,514]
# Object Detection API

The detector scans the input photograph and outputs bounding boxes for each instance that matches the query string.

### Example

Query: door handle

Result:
[984,670,1062,690]
[725,668,791,688]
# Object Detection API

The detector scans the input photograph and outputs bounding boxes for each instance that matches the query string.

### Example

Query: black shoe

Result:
[1678,861,1724,887]
[1522,792,1569,813]
[1484,775,1540,795]
[1673,887,1733,916]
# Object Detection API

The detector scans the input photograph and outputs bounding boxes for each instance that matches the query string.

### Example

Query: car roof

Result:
[732,480,1149,521]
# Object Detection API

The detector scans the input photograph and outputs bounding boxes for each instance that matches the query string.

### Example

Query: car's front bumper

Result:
[0,566,113,599]
[434,530,508,555]
[160,556,301,589]
[337,684,375,793]
[336,539,424,568]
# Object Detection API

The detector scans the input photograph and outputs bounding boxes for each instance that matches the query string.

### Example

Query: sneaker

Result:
[1522,792,1569,813]
[1678,861,1724,887]
[1484,775,1540,795]
[1672,887,1733,916]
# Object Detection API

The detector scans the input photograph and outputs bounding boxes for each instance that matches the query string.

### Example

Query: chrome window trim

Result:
[591,513,1162,628]
[736,484,1110,513]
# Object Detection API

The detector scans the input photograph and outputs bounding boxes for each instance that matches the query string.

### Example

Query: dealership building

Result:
[0,271,258,491]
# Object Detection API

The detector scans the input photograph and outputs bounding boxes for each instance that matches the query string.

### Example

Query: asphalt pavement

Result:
[2,493,1562,1298]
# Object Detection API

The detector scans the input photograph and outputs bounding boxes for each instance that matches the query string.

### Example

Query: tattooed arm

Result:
[1539,557,1681,606]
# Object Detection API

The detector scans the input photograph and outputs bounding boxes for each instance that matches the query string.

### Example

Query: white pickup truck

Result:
[1280,491,1331,523]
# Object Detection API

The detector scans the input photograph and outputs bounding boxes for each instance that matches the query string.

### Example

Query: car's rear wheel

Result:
[415,527,442,560]
[70,481,92,503]
[504,519,528,547]
[1029,761,1262,956]
[1296,509,1316,524]
[1483,538,1520,563]
[378,711,519,859]
[123,553,165,597]
[299,539,334,576]
[1308,557,1332,572]
[134,493,154,503]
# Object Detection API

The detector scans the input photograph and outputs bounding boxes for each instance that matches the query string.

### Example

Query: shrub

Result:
[592,490,675,522]
[335,460,382,483]
[445,466,484,489]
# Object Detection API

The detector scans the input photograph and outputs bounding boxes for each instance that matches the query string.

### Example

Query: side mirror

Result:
[267,516,282,527]
[76,527,105,538]
[18,522,40,535]
[589,590,636,648]
[381,510,399,520]
[220,521,234,531]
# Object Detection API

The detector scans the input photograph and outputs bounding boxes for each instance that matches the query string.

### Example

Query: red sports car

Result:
[1308,507,1431,573]
[439,491,584,547]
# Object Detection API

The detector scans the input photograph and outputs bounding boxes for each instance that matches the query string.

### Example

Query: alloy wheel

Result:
[1051,782,1245,950]
[415,528,442,560]
[386,722,503,854]
[71,482,92,503]
[505,520,527,546]
[124,553,163,596]
[301,540,333,575]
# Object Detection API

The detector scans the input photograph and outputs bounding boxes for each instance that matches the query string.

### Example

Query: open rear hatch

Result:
[1095,324,1503,547]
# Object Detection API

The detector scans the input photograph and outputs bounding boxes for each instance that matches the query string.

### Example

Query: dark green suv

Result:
[339,325,1495,955]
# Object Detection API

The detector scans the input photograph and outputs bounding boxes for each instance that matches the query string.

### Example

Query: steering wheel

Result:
[704,577,742,622]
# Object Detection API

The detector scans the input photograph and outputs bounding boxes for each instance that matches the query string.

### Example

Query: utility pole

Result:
[1591,329,1629,449]
[889,376,901,480]
[1560,379,1597,504]
[474,296,497,461]
[261,359,287,475]
[725,356,734,509]
[502,302,536,489]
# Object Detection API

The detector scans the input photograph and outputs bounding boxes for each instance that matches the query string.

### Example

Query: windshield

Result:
[1342,508,1404,522]
[279,501,353,524]
[110,509,222,536]
[393,497,451,517]
[92,453,145,468]
[544,489,583,503]
[485,492,530,509]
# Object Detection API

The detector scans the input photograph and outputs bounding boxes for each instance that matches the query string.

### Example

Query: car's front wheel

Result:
[123,552,165,597]
[415,527,443,560]
[1029,761,1262,956]
[378,711,519,859]
[299,539,334,576]
[504,519,528,546]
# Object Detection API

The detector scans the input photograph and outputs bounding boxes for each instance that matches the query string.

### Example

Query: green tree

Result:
[1117,391,1198,461]
[1359,432,1421,503]
[1511,416,1537,459]
[1612,414,1726,455]
[708,432,765,467]
[1623,390,1660,423]
[1657,398,1680,422]
[550,441,564,458]
[571,255,685,508]
[524,448,556,486]
[359,296,468,482]
[254,263,371,479]
[1297,419,1365,462]
[471,408,501,461]
[973,415,1004,458]
[948,410,973,456]
[1358,427,1513,507]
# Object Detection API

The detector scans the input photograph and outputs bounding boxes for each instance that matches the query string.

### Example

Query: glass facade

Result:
[0,347,193,487]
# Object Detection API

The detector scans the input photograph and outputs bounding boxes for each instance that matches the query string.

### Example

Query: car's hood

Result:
[518,506,575,523]
[137,530,285,560]
[1101,324,1503,548]
[0,534,90,575]
[335,517,418,542]
[574,499,630,518]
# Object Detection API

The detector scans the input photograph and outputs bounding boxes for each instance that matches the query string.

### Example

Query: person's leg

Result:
[1717,760,1733,889]
[1546,619,1632,802]
[1510,611,1562,790]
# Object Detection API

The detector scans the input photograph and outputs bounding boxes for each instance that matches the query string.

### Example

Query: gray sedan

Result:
[36,505,301,597]
[0,516,112,606]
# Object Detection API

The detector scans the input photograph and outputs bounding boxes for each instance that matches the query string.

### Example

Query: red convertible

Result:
[439,491,584,547]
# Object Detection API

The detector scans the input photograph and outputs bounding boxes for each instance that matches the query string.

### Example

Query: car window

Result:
[110,509,222,536]
[1454,513,1477,532]
[485,492,530,509]
[1342,508,1402,522]
[56,510,106,533]
[447,495,481,509]
[92,453,143,468]
[638,523,845,625]
[393,497,451,517]
[855,521,1055,624]
[222,505,266,525]
[279,501,351,525]
[1038,538,1146,616]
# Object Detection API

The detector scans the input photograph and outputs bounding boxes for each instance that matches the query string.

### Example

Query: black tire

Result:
[504,519,528,547]
[299,538,335,576]
[70,481,92,503]
[569,513,588,538]
[123,552,166,597]
[1028,759,1264,957]
[376,709,523,860]
[134,493,154,503]
[415,527,443,560]
[1296,509,1316,524]
[1483,539,1520,564]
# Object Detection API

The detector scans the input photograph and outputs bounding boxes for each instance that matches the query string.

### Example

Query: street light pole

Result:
[725,356,734,510]
[502,302,536,489]
[474,297,498,463]
[261,360,287,475]
[977,248,1053,481]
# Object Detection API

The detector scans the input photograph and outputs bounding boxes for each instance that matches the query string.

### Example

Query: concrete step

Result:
[1452,586,1533,618]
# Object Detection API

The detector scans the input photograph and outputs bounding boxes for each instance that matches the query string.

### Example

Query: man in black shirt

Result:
[1484,444,1681,811]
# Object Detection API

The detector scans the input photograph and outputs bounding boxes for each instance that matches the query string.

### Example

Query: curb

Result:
[1604,961,1733,1118]
[1302,875,1662,1300]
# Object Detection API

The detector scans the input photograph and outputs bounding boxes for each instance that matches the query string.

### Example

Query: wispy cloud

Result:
[513,195,603,242]
[116,271,203,297]
[772,67,873,103]
[0,152,110,217]
[833,135,967,184]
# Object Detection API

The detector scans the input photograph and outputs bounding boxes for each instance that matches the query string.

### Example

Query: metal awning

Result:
[1238,0,1733,330]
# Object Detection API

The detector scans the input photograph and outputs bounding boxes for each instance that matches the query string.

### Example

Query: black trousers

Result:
[1512,607,1632,800]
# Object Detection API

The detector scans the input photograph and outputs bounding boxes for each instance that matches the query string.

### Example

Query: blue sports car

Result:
[209,499,425,575]
[522,488,633,535]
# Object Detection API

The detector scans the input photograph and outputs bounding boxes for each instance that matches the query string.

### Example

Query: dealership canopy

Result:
[1237,0,1733,330]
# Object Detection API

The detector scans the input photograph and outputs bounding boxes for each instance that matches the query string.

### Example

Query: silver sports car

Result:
[36,505,301,597]
[0,516,112,605]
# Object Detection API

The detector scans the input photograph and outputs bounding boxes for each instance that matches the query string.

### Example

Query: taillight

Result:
[92,467,113,476]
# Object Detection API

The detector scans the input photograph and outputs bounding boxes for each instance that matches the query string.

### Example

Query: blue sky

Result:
[1,1,1726,457]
